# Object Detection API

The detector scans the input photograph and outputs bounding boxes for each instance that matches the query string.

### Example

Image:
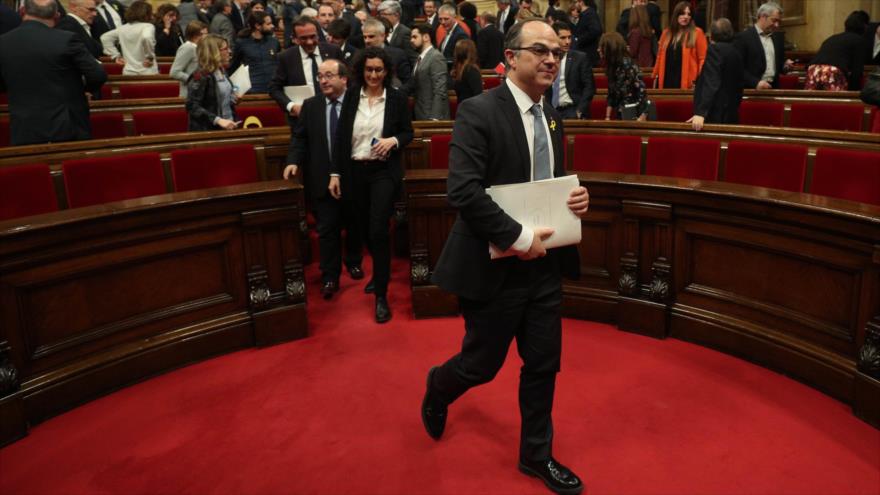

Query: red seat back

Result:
[724,141,807,192]
[571,134,641,174]
[778,74,801,89]
[118,83,180,99]
[0,93,7,104]
[0,164,59,220]
[63,153,166,208]
[236,106,288,127]
[429,134,452,169]
[642,75,655,88]
[102,63,123,75]
[810,148,880,205]
[90,113,127,139]
[594,75,608,89]
[449,98,458,120]
[171,145,259,192]
[871,109,880,134]
[589,98,606,119]
[739,101,784,127]
[100,84,114,99]
[0,118,9,147]
[654,99,693,122]
[789,103,864,132]
[482,76,501,90]
[158,63,172,74]
[645,136,719,180]
[132,109,188,135]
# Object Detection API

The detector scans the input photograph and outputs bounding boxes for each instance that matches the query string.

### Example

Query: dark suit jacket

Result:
[287,93,340,199]
[431,83,580,301]
[268,43,342,116]
[230,1,247,33]
[0,20,106,146]
[56,15,102,59]
[496,5,518,34]
[476,23,504,69]
[693,42,744,124]
[573,7,601,66]
[734,25,785,89]
[384,44,413,87]
[342,10,364,49]
[90,0,125,43]
[0,4,21,36]
[332,86,413,193]
[440,23,468,65]
[616,2,661,40]
[543,49,594,117]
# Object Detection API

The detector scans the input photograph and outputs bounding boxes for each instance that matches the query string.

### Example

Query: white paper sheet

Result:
[486,174,582,259]
[283,85,315,105]
[229,64,251,96]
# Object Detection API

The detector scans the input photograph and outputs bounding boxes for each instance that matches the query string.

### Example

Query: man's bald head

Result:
[25,0,58,20]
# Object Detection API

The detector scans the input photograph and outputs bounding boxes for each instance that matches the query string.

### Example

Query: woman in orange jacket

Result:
[652,0,708,89]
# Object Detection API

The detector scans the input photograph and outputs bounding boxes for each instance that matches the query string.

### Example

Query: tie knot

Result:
[530,104,543,118]
[308,53,317,60]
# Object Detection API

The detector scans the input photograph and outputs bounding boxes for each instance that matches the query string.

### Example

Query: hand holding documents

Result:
[283,85,315,105]
[229,65,251,96]
[486,174,583,259]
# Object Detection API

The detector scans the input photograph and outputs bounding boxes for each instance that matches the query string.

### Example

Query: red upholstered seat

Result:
[642,75,655,88]
[171,144,259,192]
[429,134,452,169]
[739,100,784,126]
[0,92,7,104]
[645,136,719,180]
[102,63,123,75]
[590,98,606,119]
[100,84,114,99]
[90,113,127,139]
[482,76,501,90]
[594,75,608,89]
[789,103,864,132]
[871,109,880,134]
[724,141,807,192]
[132,109,188,135]
[158,63,172,74]
[236,106,287,127]
[0,164,58,220]
[0,118,9,147]
[118,83,180,99]
[654,99,693,122]
[63,153,166,208]
[571,134,641,174]
[778,74,801,89]
[810,148,880,205]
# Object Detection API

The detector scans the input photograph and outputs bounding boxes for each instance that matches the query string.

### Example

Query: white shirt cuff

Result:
[510,225,533,253]
[286,102,294,112]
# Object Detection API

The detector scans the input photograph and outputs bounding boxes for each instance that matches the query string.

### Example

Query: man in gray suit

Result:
[378,0,415,62]
[404,22,449,120]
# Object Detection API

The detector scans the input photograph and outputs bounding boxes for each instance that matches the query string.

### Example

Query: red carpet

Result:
[1,257,879,495]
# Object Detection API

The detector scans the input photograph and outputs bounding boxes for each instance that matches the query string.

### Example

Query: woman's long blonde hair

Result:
[196,34,227,73]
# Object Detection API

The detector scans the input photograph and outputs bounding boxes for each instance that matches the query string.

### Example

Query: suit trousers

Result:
[350,161,395,297]
[312,194,362,283]
[432,255,563,462]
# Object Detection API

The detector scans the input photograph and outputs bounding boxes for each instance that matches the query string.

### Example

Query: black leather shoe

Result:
[364,279,375,294]
[421,366,447,440]
[375,295,391,323]
[320,280,339,300]
[518,458,583,495]
[348,265,365,280]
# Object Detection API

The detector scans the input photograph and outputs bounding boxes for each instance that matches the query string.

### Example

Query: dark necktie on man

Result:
[530,104,551,180]
[309,53,320,91]
[101,3,116,29]
[328,98,339,157]
[413,55,421,75]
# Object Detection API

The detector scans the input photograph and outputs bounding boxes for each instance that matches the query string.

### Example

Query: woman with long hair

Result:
[651,0,707,88]
[627,4,654,68]
[451,38,482,102]
[186,34,239,131]
[600,32,648,121]
[100,0,158,75]
[329,47,413,323]
[155,4,184,56]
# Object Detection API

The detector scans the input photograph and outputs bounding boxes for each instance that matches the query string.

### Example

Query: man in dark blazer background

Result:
[437,3,467,68]
[56,0,102,59]
[545,22,594,119]
[283,59,363,298]
[269,17,342,125]
[423,19,590,495]
[689,18,744,131]
[734,1,788,89]
[496,0,518,34]
[362,17,411,88]
[90,0,124,44]
[477,12,504,69]
[378,0,414,62]
[572,0,602,67]
[0,0,106,146]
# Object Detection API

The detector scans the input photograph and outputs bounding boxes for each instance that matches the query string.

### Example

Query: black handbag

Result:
[860,68,880,107]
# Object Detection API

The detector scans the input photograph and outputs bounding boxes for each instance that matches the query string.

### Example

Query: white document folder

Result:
[229,64,251,96]
[283,85,315,105]
[486,174,582,259]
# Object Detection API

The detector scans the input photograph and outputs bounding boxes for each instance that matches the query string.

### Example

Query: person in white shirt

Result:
[170,20,208,97]
[100,0,157,75]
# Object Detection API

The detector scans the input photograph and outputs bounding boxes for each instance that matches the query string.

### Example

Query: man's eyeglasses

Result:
[511,44,564,60]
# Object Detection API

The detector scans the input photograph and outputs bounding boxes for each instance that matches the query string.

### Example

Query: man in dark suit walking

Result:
[56,0,102,59]
[477,12,504,69]
[689,18,744,131]
[90,0,124,44]
[423,19,590,495]
[283,59,363,298]
[734,1,790,89]
[0,0,106,146]
[269,17,343,125]
[545,22,594,119]
[572,0,602,67]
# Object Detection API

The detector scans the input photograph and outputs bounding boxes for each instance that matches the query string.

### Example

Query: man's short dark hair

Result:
[844,10,867,34]
[24,0,57,19]
[327,18,351,39]
[551,21,571,35]
[709,17,734,42]
[292,16,320,34]
[411,22,433,41]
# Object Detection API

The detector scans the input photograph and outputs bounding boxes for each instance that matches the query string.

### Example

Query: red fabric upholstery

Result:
[102,63,123,75]
[571,134,641,174]
[810,148,880,205]
[0,164,58,220]
[449,98,458,119]
[642,75,655,88]
[0,93,7,104]
[482,76,501,90]
[171,144,259,192]
[118,83,180,99]
[236,106,287,127]
[132,109,188,135]
[100,85,113,99]
[654,99,693,122]
[63,153,166,208]
[90,113,127,139]
[871,109,880,134]
[0,118,9,147]
[778,75,801,89]
[429,134,452,169]
[789,103,864,132]
[724,141,807,192]
[590,98,607,119]
[645,136,719,180]
[158,63,172,74]
[739,101,785,126]
[594,75,608,89]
